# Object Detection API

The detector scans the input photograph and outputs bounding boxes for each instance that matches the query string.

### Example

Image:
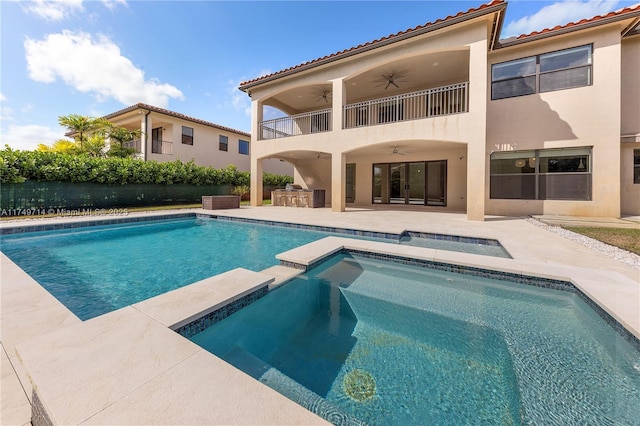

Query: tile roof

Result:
[498,2,640,47]
[104,103,250,137]
[238,1,640,90]
[239,0,506,90]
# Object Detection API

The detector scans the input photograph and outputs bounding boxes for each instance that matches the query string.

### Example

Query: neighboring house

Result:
[101,103,292,176]
[239,0,640,220]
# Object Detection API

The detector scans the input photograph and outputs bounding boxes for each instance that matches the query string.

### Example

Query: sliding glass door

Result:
[373,161,446,206]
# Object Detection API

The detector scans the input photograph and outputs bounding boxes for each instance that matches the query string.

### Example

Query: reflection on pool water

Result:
[0,216,509,320]
[190,253,640,425]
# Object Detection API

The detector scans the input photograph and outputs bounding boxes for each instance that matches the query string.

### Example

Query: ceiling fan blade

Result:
[390,81,399,88]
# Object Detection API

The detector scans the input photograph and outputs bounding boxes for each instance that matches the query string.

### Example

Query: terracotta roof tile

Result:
[512,2,640,41]
[239,0,505,89]
[104,103,250,137]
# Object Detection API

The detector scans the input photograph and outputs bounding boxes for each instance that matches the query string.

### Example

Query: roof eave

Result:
[239,1,507,92]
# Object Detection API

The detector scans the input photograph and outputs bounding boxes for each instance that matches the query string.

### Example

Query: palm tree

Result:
[105,125,142,158]
[58,114,109,150]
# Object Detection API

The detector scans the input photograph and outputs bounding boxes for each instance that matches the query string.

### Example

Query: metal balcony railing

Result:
[344,82,469,128]
[121,139,173,155]
[122,139,142,153]
[259,108,332,140]
[258,82,468,140]
[152,139,173,155]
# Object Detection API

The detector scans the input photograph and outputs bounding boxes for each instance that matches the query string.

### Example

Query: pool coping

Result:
[2,210,639,425]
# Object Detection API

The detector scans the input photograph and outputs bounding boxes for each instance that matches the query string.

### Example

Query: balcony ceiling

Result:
[266,50,469,114]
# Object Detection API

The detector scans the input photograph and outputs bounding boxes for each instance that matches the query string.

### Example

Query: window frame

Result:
[238,139,249,155]
[634,149,640,185]
[490,147,592,200]
[181,126,194,145]
[219,135,228,152]
[491,44,592,100]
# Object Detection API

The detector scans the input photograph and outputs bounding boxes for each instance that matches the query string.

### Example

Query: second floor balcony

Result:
[122,139,173,155]
[259,82,469,141]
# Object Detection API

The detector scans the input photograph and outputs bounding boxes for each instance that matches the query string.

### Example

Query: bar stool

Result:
[286,192,299,207]
[298,193,310,208]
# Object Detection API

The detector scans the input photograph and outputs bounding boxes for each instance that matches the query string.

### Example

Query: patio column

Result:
[139,109,149,161]
[331,152,346,212]
[466,37,488,221]
[250,99,264,207]
[331,78,345,131]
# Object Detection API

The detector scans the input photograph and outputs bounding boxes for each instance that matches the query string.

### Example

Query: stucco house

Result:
[102,103,293,176]
[239,0,640,220]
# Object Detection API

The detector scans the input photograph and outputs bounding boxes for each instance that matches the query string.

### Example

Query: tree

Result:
[37,139,78,154]
[58,114,109,150]
[105,125,142,158]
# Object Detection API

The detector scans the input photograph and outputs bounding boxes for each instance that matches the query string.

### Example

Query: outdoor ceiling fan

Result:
[375,71,409,90]
[391,145,407,155]
[313,88,332,104]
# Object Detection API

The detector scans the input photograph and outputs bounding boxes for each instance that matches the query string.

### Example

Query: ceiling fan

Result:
[313,88,332,104]
[391,145,407,155]
[375,71,409,90]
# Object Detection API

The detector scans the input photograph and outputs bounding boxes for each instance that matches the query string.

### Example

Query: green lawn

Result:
[561,226,640,255]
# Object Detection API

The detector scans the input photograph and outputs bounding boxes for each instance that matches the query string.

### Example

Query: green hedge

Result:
[0,148,292,186]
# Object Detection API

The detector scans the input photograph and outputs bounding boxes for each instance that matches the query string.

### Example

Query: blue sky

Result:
[1,0,635,150]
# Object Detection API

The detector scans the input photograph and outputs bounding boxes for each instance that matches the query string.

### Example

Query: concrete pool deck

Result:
[1,207,638,425]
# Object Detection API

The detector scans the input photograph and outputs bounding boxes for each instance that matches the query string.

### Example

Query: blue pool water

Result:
[190,253,640,425]
[1,216,508,320]
[1,217,357,319]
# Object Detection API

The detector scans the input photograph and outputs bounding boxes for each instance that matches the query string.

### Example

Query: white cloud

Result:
[1,107,15,122]
[0,93,7,102]
[503,0,621,37]
[0,124,64,151]
[101,0,127,11]
[22,0,84,21]
[25,31,184,108]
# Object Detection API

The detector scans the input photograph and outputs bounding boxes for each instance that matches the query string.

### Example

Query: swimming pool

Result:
[0,215,509,320]
[189,252,640,425]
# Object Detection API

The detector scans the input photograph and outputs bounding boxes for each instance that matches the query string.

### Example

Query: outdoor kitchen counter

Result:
[271,189,325,208]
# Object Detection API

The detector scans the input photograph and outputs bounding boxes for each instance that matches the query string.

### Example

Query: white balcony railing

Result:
[152,139,173,155]
[260,108,331,140]
[258,82,468,140]
[122,139,142,153]
[344,82,469,129]
[122,139,173,155]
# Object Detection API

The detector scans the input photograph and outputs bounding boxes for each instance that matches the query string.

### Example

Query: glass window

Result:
[539,45,591,73]
[491,45,592,99]
[492,57,537,80]
[219,135,228,152]
[181,126,193,145]
[634,149,640,184]
[239,140,249,155]
[490,147,591,200]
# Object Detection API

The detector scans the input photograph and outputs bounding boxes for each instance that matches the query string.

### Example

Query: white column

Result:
[466,38,488,221]
[250,99,264,206]
[139,110,148,160]
[330,78,346,212]
[331,152,346,212]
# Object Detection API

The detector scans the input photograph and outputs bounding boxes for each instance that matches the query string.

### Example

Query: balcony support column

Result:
[331,78,345,131]
[466,37,488,221]
[250,99,264,207]
[331,152,346,212]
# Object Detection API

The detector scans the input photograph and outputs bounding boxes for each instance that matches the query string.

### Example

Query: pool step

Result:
[224,346,367,426]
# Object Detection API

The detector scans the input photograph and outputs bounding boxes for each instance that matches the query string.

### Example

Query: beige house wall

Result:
[245,5,638,219]
[486,27,624,217]
[107,108,292,176]
[621,36,640,215]
[250,20,492,218]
